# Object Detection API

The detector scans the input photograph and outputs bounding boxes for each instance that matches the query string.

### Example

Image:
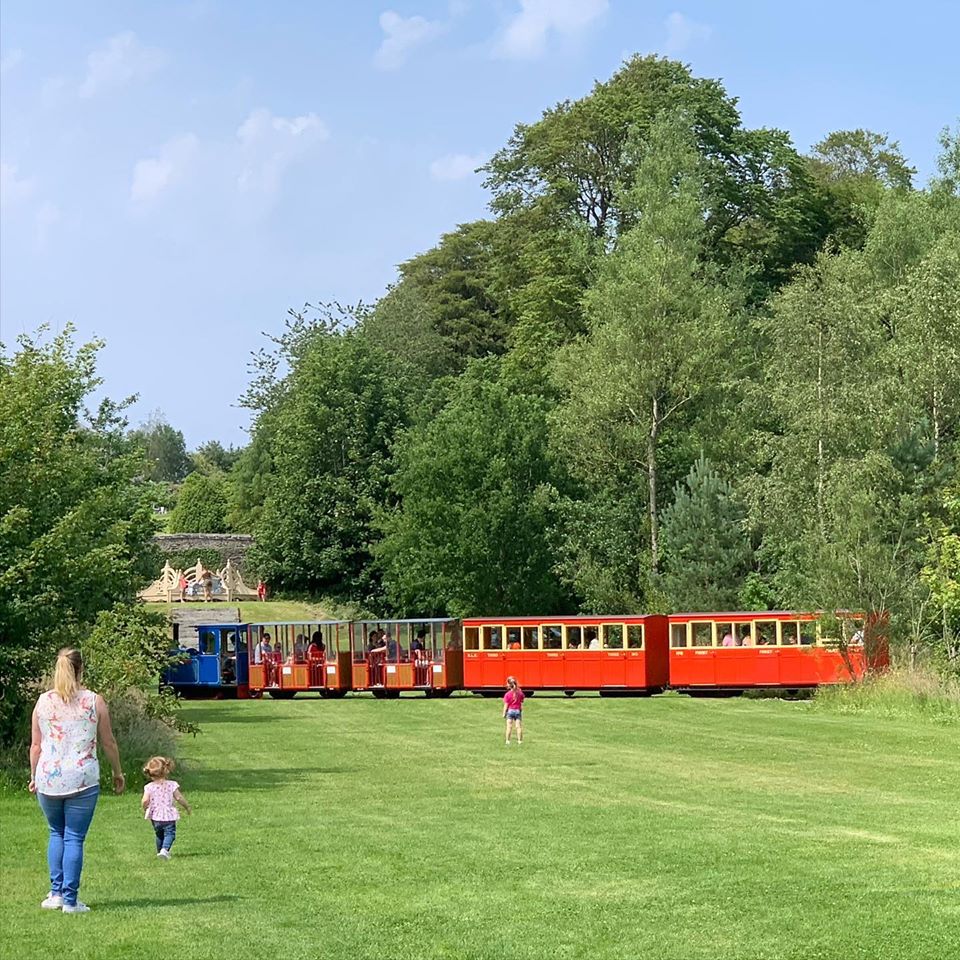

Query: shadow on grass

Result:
[102,895,241,909]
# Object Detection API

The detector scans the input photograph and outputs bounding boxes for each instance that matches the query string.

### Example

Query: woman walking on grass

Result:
[503,676,525,745]
[29,648,125,914]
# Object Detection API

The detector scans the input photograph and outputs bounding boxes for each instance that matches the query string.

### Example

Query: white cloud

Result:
[662,12,711,54]
[79,31,164,99]
[429,152,484,181]
[236,109,329,197]
[0,161,36,207]
[495,0,607,60]
[375,10,445,70]
[0,48,24,75]
[130,134,200,205]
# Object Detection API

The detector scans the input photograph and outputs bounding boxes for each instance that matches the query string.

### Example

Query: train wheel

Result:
[326,689,349,699]
[563,690,575,698]
[248,689,264,699]
[267,690,296,700]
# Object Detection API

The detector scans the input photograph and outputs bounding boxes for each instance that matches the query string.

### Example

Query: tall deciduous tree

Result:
[553,114,735,593]
[167,471,229,533]
[248,319,410,601]
[377,359,569,616]
[0,329,158,742]
[129,411,191,482]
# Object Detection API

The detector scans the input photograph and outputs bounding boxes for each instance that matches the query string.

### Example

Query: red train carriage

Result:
[462,615,669,695]
[667,611,889,691]
[247,621,352,698]
[350,618,463,697]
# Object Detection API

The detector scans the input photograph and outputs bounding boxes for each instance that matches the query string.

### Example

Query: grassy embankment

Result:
[1,692,957,960]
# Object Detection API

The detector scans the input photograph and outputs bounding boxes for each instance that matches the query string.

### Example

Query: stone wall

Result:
[153,533,254,565]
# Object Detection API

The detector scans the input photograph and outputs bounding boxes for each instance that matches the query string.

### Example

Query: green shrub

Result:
[812,666,960,724]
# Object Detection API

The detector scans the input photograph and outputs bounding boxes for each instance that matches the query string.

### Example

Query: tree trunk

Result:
[816,325,826,539]
[648,396,660,575]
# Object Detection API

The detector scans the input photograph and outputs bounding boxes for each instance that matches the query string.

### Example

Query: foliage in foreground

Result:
[0,328,162,744]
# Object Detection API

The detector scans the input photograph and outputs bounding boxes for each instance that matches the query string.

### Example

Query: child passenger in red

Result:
[503,676,525,745]
[142,757,191,859]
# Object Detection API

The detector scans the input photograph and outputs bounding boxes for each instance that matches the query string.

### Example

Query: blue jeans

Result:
[152,820,177,852]
[37,785,100,906]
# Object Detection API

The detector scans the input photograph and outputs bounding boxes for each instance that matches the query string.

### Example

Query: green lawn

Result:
[2,694,958,959]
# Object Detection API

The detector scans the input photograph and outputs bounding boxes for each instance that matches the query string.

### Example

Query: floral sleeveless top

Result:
[35,689,100,796]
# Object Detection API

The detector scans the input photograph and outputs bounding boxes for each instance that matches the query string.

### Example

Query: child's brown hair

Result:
[143,756,175,780]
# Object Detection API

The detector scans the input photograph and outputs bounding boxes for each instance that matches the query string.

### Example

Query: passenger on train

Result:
[253,633,273,664]
[721,630,735,647]
[293,634,307,663]
[308,631,326,659]
[368,630,387,685]
[384,632,398,661]
[221,658,236,684]
[586,629,600,650]
[411,628,428,659]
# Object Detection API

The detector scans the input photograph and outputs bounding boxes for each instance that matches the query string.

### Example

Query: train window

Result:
[843,619,865,644]
[601,624,623,649]
[543,625,562,649]
[670,624,688,648]
[627,624,644,649]
[584,627,600,650]
[755,621,777,646]
[691,622,713,647]
[522,626,539,650]
[464,627,480,650]
[481,626,502,650]
[223,631,238,654]
[506,627,522,650]
[198,630,217,655]
[566,626,583,650]
[718,622,735,646]
[799,623,816,646]
[780,622,799,645]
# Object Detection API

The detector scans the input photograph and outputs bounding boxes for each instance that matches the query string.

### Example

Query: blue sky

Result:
[2,1,957,447]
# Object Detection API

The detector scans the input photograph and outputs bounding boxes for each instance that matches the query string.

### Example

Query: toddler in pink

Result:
[141,757,191,859]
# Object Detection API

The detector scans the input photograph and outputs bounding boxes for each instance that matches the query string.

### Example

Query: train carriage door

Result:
[600,623,626,688]
[521,625,541,687]
[564,625,585,688]
[753,620,779,684]
[540,625,563,687]
[625,623,645,687]
[688,621,716,686]
[715,620,741,686]
[481,625,504,688]
[669,621,691,687]
[195,627,220,685]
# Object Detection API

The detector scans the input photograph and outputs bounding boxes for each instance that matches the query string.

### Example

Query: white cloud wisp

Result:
[495,0,608,60]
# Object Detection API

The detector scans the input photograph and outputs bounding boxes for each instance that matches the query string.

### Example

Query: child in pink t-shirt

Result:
[141,757,192,859]
[503,676,525,745]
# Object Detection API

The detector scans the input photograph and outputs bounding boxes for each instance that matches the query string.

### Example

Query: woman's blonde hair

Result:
[143,756,175,779]
[53,648,84,702]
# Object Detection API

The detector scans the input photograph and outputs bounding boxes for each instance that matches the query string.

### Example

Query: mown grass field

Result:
[2,694,957,960]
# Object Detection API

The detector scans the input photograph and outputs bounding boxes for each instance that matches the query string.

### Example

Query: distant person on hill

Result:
[502,676,525,746]
[199,567,214,602]
[30,648,125,913]
[178,574,189,603]
[257,579,267,602]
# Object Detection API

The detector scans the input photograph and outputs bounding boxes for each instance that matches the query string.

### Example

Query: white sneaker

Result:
[41,893,63,909]
[157,849,171,859]
[62,902,90,914]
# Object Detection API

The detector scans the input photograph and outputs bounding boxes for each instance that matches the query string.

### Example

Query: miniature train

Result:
[162,611,887,700]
